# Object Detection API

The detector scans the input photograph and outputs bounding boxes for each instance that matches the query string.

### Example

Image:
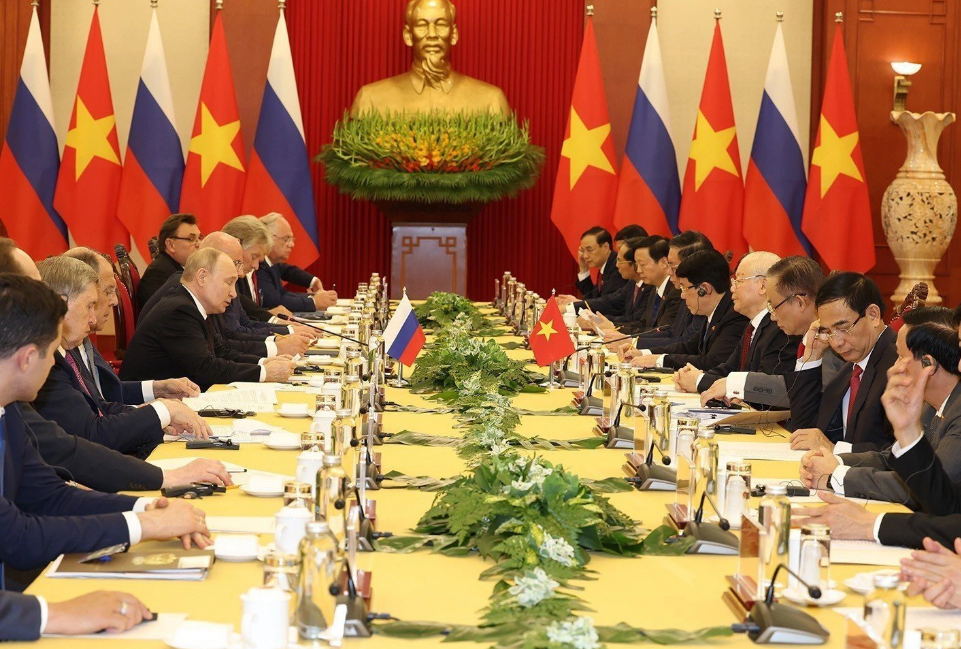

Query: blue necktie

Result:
[651,293,662,322]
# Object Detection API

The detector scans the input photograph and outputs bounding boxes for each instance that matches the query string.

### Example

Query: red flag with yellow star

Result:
[529,296,576,367]
[801,24,874,272]
[677,19,746,261]
[53,6,127,253]
[549,17,618,260]
[179,9,245,233]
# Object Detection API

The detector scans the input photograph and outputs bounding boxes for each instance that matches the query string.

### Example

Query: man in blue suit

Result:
[33,257,213,456]
[0,590,152,640]
[0,273,212,584]
[255,213,337,312]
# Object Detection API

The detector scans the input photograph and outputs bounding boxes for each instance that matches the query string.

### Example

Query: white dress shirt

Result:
[76,340,156,403]
[721,310,771,399]
[650,301,721,369]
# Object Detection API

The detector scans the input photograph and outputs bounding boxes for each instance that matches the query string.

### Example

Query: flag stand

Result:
[389,362,409,388]
[547,361,559,391]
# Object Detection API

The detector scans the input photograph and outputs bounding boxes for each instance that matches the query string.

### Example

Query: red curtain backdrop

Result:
[285,0,582,299]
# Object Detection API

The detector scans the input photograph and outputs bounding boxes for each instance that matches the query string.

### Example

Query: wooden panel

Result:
[811,0,961,306]
[391,224,467,300]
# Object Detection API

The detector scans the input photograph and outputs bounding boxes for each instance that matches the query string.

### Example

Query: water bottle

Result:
[692,429,719,513]
[674,425,697,520]
[864,572,906,648]
[295,521,342,640]
[315,454,350,540]
[758,484,791,592]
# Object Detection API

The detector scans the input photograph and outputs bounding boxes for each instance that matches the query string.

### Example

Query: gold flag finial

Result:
[151,0,158,7]
[651,5,657,20]
[586,4,594,17]
[93,0,99,5]
[30,0,39,7]
[835,11,843,22]
[216,0,224,9]
[279,0,286,9]
[714,8,722,20]
[776,11,783,22]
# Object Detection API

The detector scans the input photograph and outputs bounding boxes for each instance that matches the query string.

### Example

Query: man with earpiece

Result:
[798,309,961,505]
[627,249,748,372]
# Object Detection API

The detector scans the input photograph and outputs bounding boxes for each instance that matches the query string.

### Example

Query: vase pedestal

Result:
[376,201,484,299]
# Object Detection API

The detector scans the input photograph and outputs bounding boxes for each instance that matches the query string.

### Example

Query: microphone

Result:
[570,325,670,354]
[275,313,367,347]
[693,490,729,530]
[645,436,671,466]
[765,564,821,604]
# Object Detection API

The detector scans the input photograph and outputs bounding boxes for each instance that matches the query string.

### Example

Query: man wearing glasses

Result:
[788,272,898,453]
[137,213,201,309]
[256,213,337,312]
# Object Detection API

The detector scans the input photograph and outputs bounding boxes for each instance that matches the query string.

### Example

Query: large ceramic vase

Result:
[881,110,957,304]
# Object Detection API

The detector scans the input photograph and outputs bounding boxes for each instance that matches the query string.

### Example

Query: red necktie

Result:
[64,352,103,417]
[251,272,261,305]
[847,365,863,425]
[738,324,755,371]
[632,284,640,303]
[596,272,604,293]
[797,340,806,359]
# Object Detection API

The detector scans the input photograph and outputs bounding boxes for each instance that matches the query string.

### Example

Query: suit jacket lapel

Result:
[847,328,895,433]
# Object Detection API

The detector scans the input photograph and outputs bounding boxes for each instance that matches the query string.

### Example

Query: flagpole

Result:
[547,289,559,391]
[389,286,411,388]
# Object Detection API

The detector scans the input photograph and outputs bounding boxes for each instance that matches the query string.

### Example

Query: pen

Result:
[227,468,247,474]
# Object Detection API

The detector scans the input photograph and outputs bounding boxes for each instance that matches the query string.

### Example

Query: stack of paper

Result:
[717,441,806,463]
[830,540,914,566]
[183,387,278,413]
[48,551,214,581]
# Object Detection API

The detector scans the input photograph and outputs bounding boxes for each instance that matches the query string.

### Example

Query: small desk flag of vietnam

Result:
[529,297,576,367]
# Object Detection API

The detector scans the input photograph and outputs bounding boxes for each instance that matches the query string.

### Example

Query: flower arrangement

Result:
[317,111,544,204]
[414,291,500,333]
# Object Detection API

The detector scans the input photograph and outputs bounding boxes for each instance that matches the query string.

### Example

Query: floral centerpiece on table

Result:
[317,111,544,204]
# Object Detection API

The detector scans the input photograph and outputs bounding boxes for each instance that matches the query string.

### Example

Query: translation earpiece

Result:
[697,287,707,297]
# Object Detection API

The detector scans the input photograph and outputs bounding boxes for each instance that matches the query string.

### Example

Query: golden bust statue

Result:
[349,0,510,117]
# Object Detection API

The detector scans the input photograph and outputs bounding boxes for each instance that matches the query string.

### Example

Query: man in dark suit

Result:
[619,231,712,354]
[257,213,337,312]
[798,313,961,505]
[0,590,153,640]
[629,235,681,333]
[32,257,211,457]
[136,213,200,309]
[121,249,295,391]
[575,237,646,327]
[555,226,632,306]
[629,250,749,371]
[674,251,798,402]
[787,272,898,453]
[0,273,212,582]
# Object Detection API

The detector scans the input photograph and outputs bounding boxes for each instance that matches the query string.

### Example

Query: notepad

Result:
[717,441,806,462]
[48,551,213,581]
[830,539,914,566]
[184,387,278,413]
[206,516,275,535]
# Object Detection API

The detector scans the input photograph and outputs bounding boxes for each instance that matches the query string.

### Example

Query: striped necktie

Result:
[81,339,104,397]
[64,352,104,417]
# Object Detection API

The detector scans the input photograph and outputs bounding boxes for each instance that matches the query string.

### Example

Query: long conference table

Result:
[16,304,927,648]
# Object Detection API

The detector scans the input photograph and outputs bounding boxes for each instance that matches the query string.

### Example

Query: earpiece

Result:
[921,357,932,368]
[696,287,707,297]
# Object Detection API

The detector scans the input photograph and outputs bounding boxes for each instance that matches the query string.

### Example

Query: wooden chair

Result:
[114,244,141,319]
[888,282,928,332]
[147,237,160,261]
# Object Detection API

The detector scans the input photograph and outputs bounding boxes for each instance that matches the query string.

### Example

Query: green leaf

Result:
[638,525,697,555]
[373,620,450,638]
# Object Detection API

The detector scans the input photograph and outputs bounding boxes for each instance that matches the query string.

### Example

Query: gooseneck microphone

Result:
[693,490,729,530]
[275,313,367,347]
[765,564,822,604]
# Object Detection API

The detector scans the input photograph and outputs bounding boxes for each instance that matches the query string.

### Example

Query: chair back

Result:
[114,244,141,318]
[147,237,160,260]
[888,282,929,332]
[111,272,136,361]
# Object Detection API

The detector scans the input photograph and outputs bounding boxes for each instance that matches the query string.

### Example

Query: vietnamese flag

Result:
[53,5,127,254]
[529,297,576,367]
[801,23,874,272]
[677,18,747,261]
[180,8,245,234]
[549,16,618,260]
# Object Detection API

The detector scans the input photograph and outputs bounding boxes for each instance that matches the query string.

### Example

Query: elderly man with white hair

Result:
[673,251,800,397]
[255,212,337,312]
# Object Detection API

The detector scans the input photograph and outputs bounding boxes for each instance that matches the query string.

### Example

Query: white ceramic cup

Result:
[240,587,290,649]
[295,450,326,486]
[278,403,310,417]
[310,408,337,436]
[274,504,312,554]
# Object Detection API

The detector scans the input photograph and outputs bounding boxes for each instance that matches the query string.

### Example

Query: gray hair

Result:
[37,256,99,300]
[64,247,109,274]
[737,251,781,278]
[259,212,285,231]
[222,215,270,251]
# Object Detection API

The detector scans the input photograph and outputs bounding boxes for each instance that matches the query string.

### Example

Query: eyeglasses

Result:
[816,313,864,342]
[275,235,296,245]
[678,283,696,293]
[667,261,678,271]
[232,260,244,270]
[730,274,765,289]
[170,235,202,244]
[577,245,598,255]
[766,292,808,315]
[615,257,635,267]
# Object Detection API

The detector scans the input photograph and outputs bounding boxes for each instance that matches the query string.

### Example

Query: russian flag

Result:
[117,5,184,260]
[0,5,67,259]
[612,13,680,236]
[384,294,425,367]
[241,6,320,269]
[743,20,810,256]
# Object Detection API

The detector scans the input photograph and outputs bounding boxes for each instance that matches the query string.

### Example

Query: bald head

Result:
[0,238,41,280]
[13,249,40,281]
[181,248,237,315]
[201,232,244,278]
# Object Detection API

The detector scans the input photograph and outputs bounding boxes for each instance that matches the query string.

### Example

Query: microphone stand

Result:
[681,490,738,555]
[731,564,829,644]
[276,314,368,348]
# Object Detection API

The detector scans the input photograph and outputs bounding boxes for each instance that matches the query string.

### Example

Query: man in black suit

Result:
[136,213,200,309]
[256,212,337,312]
[0,274,212,582]
[555,226,633,305]
[0,590,153,640]
[121,248,295,391]
[674,251,798,402]
[630,235,681,333]
[618,231,712,355]
[575,237,646,327]
[788,272,898,453]
[32,257,212,457]
[798,311,961,505]
[629,250,749,371]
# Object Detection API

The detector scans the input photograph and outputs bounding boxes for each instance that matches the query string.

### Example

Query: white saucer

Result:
[263,439,301,451]
[214,549,260,563]
[276,409,312,418]
[844,570,895,595]
[781,587,845,607]
[240,484,284,498]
